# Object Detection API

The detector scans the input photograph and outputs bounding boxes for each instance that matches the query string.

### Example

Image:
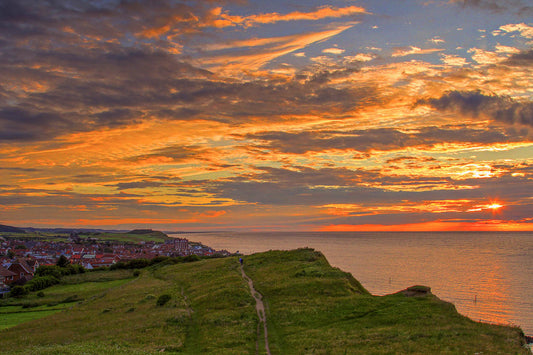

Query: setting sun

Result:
[487,202,504,211]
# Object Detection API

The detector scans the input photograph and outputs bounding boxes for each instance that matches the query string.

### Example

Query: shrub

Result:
[156,294,171,306]
[24,275,60,292]
[127,258,151,269]
[35,265,62,278]
[133,270,141,277]
[150,256,169,265]
[37,291,45,297]
[10,285,28,298]
[184,254,200,263]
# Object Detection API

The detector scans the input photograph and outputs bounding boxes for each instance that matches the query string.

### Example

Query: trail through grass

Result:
[0,249,529,354]
[241,262,271,355]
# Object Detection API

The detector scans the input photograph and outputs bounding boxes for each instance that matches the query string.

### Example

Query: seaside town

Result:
[0,231,231,293]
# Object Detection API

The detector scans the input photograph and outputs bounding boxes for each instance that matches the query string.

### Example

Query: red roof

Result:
[0,266,16,277]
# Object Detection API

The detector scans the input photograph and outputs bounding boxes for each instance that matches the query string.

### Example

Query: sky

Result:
[0,0,532,232]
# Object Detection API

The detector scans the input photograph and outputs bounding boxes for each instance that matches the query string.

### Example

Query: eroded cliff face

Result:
[401,285,432,297]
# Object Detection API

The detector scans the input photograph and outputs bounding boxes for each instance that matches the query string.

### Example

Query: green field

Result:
[78,231,169,243]
[0,249,529,354]
[0,230,169,243]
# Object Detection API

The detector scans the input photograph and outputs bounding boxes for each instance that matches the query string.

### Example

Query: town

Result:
[0,232,231,292]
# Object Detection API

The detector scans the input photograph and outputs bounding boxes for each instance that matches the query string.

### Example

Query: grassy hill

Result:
[0,249,529,354]
[0,227,169,243]
[0,224,26,234]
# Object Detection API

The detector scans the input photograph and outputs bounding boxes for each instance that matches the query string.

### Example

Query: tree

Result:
[56,255,70,268]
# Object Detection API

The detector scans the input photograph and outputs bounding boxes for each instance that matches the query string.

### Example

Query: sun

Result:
[486,202,503,211]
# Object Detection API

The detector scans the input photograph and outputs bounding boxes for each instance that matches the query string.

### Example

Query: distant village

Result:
[0,232,231,292]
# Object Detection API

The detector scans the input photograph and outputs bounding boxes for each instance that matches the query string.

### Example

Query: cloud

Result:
[448,0,533,15]
[468,48,506,64]
[206,164,533,210]
[322,47,345,54]
[504,49,533,66]
[345,53,376,62]
[200,24,355,71]
[243,126,519,154]
[391,46,444,57]
[441,54,469,66]
[499,23,533,38]
[205,5,367,29]
[416,90,533,127]
[495,44,521,54]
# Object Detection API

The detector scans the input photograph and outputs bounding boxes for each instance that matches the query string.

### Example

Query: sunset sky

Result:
[1,0,532,231]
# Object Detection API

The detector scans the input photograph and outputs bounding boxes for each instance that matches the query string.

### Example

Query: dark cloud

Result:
[504,49,533,67]
[243,125,520,154]
[0,48,375,141]
[416,91,533,127]
[128,145,205,163]
[450,0,533,15]
[206,165,533,210]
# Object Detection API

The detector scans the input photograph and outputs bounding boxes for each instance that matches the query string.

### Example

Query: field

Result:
[0,229,169,243]
[0,249,529,354]
[78,231,169,243]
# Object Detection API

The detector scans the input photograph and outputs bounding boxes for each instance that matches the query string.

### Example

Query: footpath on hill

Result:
[241,262,271,355]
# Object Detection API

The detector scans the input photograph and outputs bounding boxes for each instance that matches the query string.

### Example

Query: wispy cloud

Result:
[391,46,445,57]
[200,24,356,71]
[204,5,367,29]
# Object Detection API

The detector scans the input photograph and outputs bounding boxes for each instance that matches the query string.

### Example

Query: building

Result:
[0,266,16,287]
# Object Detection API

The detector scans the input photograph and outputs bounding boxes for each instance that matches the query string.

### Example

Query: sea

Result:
[170,231,533,336]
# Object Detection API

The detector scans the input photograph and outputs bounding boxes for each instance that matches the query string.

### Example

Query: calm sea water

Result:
[171,231,533,335]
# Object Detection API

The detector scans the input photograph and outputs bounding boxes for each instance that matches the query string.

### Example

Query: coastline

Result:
[176,231,533,336]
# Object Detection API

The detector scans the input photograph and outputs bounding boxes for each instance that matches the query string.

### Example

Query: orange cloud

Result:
[208,5,367,28]
[392,46,445,57]
[201,24,355,71]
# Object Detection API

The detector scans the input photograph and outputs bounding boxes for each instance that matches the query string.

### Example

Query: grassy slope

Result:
[243,249,529,354]
[0,258,256,354]
[0,249,529,354]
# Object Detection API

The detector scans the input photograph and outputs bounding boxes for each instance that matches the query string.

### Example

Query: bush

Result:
[156,294,171,306]
[35,265,62,278]
[127,258,151,269]
[37,291,45,297]
[24,275,60,292]
[184,254,200,263]
[133,270,141,277]
[150,256,169,265]
[35,263,86,281]
[10,285,28,298]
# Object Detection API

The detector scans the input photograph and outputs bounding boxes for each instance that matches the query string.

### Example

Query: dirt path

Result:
[240,263,271,355]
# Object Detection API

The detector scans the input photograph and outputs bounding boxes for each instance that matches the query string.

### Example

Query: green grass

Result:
[0,249,529,354]
[1,230,169,243]
[0,232,70,241]
[0,305,67,330]
[79,231,169,243]
[243,249,529,354]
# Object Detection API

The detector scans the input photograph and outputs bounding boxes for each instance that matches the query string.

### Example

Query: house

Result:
[7,259,34,283]
[25,258,40,273]
[0,266,16,287]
